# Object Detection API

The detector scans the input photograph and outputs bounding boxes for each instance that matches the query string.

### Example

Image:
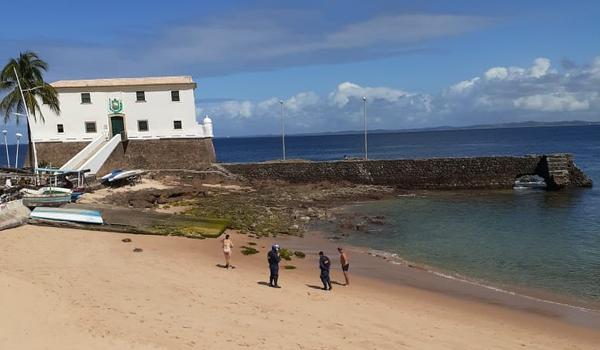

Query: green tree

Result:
[0,51,60,169]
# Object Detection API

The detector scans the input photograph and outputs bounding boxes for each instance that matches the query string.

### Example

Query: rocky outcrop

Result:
[0,200,30,231]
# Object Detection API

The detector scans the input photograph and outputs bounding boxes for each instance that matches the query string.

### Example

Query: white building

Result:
[33,76,213,142]
[30,76,216,173]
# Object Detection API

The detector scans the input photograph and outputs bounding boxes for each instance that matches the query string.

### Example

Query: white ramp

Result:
[59,135,107,171]
[78,134,122,175]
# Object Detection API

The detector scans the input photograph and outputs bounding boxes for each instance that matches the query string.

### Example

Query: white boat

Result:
[513,175,547,190]
[20,187,73,208]
[100,169,123,181]
[30,207,103,224]
[108,169,145,182]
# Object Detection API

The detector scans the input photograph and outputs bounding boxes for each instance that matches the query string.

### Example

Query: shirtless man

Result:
[338,247,350,286]
[222,234,233,268]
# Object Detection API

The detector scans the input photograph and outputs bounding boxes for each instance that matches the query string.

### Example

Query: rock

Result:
[366,216,385,225]
[122,238,132,243]
[299,216,310,222]
[133,248,143,253]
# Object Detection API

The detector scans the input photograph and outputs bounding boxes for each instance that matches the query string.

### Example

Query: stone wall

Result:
[34,141,89,168]
[31,138,216,173]
[98,138,216,174]
[222,155,592,190]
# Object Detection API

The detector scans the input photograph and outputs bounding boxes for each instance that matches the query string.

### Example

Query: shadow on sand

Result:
[306,284,326,290]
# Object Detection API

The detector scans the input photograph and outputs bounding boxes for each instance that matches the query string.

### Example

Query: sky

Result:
[1,0,599,139]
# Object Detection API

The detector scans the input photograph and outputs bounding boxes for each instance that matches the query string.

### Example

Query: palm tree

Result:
[0,51,60,169]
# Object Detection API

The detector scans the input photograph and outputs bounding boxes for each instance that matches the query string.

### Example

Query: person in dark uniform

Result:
[319,251,332,291]
[268,244,281,288]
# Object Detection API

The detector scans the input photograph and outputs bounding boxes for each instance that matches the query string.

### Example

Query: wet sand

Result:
[1,225,599,349]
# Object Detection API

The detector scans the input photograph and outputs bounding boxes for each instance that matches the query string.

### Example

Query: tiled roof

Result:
[52,76,194,88]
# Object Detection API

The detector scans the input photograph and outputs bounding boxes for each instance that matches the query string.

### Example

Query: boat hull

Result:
[22,194,72,208]
[31,207,103,224]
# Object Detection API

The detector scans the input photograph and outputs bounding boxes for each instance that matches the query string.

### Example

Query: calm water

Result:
[0,144,27,169]
[216,126,600,303]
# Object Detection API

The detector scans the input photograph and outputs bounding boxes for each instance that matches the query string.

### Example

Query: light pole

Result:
[14,133,22,168]
[2,129,9,168]
[362,96,368,160]
[13,67,39,172]
[279,100,286,161]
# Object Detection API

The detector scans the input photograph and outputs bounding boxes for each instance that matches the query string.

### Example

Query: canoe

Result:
[31,207,103,224]
[20,187,73,208]
[108,170,145,182]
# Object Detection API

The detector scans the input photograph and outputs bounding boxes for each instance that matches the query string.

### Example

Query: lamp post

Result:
[2,129,9,168]
[279,100,286,161]
[14,133,22,168]
[13,67,39,172]
[362,96,368,160]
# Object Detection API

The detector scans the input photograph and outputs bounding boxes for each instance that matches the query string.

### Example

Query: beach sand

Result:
[1,225,599,349]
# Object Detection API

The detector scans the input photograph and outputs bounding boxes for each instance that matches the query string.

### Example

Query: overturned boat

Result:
[30,207,103,225]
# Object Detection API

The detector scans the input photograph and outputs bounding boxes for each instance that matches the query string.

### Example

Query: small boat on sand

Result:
[100,169,123,182]
[30,207,103,224]
[20,187,72,208]
[108,170,145,183]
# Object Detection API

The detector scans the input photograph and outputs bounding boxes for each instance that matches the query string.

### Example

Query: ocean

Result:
[0,144,28,169]
[215,125,600,305]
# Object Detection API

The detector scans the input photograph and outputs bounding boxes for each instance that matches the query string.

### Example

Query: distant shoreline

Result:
[215,120,600,139]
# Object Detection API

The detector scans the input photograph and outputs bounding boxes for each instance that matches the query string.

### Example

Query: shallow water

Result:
[339,190,600,303]
[215,125,600,304]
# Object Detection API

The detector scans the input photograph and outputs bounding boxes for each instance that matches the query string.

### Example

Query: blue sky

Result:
[1,0,600,139]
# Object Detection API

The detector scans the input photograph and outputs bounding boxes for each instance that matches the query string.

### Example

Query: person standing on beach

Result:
[319,251,332,291]
[268,244,281,288]
[338,247,350,286]
[222,234,233,269]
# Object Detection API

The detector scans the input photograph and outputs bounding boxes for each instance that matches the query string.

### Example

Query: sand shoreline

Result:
[2,224,599,349]
[273,228,600,330]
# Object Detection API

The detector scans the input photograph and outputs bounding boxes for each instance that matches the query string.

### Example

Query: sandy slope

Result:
[1,226,598,349]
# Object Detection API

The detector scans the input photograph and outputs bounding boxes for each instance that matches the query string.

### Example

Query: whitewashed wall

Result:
[32,84,212,142]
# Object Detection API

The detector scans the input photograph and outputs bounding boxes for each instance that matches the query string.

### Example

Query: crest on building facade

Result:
[108,98,123,113]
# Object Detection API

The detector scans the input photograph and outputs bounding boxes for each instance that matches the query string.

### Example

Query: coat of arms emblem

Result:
[108,98,123,113]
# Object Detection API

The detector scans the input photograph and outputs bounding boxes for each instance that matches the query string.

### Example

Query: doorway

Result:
[110,115,126,139]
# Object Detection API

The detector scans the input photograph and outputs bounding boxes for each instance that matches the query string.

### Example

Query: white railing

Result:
[59,134,106,171]
[78,134,121,174]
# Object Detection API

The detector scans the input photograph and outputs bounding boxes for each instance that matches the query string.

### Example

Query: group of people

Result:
[221,234,350,290]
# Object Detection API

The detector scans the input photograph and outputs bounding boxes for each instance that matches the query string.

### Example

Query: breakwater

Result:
[222,154,592,190]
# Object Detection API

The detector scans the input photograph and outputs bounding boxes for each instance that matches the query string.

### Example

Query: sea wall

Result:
[31,138,216,173]
[222,154,592,190]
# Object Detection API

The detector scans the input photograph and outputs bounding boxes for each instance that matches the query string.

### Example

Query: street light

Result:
[2,129,9,167]
[279,100,286,161]
[13,67,39,172]
[14,133,22,168]
[362,96,368,160]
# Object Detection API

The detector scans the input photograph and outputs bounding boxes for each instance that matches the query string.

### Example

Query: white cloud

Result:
[529,57,551,78]
[203,56,600,136]
[514,93,589,112]
[329,82,411,107]
[484,67,508,80]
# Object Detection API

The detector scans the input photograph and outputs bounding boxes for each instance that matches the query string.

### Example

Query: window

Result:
[137,120,149,132]
[81,93,91,104]
[57,124,64,133]
[136,91,145,102]
[173,120,182,130]
[171,90,180,102]
[85,121,97,133]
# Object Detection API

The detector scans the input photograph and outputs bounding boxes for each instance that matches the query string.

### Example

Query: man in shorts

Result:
[338,247,350,286]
